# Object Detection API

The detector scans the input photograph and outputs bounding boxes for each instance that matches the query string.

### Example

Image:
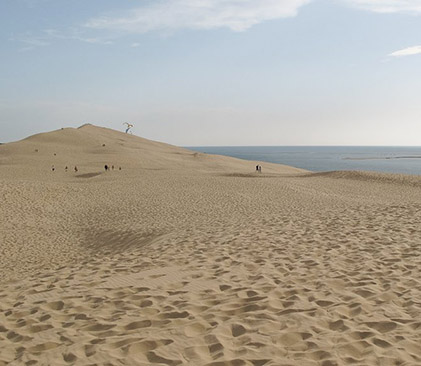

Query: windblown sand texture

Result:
[1,125,421,366]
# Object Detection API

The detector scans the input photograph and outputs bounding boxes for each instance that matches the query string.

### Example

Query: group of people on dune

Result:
[51,165,122,173]
[104,164,121,171]
[51,165,78,172]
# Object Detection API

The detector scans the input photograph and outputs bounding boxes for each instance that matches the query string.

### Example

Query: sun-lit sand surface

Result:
[1,125,421,366]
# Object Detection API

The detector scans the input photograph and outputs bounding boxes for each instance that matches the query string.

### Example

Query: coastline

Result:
[188,146,421,176]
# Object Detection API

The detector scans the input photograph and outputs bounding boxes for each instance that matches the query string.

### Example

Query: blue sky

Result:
[1,0,420,145]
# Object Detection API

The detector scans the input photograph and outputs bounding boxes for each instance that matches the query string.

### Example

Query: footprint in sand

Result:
[27,342,60,354]
[124,320,152,330]
[160,311,190,319]
[184,322,209,337]
[46,300,65,310]
[365,321,398,333]
[231,324,247,337]
[84,323,116,332]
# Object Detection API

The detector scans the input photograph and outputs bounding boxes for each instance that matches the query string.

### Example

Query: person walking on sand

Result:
[104,164,108,172]
[256,165,259,172]
[74,166,78,172]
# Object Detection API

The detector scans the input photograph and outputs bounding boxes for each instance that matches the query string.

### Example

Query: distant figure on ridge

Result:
[104,164,109,172]
[123,122,133,134]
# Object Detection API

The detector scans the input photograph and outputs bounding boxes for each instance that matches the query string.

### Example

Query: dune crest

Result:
[0,124,305,180]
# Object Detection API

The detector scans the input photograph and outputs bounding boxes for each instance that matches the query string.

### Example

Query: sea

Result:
[187,146,421,176]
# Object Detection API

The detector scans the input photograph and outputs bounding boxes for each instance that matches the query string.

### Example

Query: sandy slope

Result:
[0,124,304,180]
[0,125,420,366]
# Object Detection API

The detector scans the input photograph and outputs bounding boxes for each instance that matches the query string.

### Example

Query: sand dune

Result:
[0,124,304,180]
[1,125,421,365]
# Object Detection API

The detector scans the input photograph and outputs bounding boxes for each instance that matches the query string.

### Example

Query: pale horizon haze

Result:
[1,0,420,146]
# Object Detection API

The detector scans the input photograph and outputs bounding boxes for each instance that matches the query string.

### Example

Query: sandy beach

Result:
[1,125,420,366]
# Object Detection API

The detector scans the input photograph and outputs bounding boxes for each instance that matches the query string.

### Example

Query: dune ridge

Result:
[0,125,305,180]
[1,125,421,365]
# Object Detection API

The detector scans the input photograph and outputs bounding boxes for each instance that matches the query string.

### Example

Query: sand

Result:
[0,125,420,365]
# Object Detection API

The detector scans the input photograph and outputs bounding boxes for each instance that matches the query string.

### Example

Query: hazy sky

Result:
[1,0,420,145]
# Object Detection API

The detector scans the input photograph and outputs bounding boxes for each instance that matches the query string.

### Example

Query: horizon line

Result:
[184,145,421,148]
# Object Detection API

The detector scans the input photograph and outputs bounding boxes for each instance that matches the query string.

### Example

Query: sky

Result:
[0,0,420,146]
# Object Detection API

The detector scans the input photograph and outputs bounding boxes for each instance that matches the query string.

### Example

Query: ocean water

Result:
[187,146,421,175]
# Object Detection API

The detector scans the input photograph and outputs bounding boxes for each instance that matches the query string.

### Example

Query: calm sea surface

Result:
[187,146,421,175]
